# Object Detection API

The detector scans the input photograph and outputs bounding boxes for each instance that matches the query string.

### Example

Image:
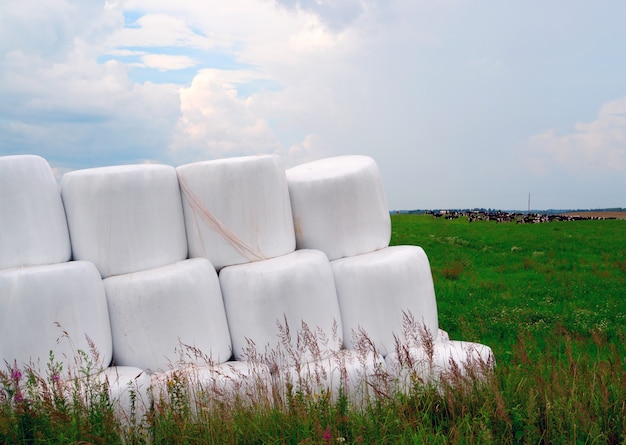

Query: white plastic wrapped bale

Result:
[275,349,386,407]
[0,155,71,270]
[331,246,440,357]
[103,258,232,372]
[331,245,494,389]
[0,261,149,419]
[219,249,386,402]
[286,156,391,261]
[219,249,343,362]
[90,366,152,423]
[0,261,112,374]
[61,164,188,278]
[176,155,296,270]
[104,258,271,407]
[151,361,273,411]
[384,334,495,392]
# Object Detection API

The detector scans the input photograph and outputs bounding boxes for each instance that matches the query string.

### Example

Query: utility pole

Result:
[528,193,531,214]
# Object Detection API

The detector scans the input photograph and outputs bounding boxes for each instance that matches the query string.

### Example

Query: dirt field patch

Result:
[562,211,626,220]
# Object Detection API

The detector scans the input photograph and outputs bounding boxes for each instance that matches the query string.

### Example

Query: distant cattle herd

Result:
[425,210,620,224]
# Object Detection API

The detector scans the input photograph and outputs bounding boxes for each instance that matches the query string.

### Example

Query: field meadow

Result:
[1,214,625,444]
[391,214,626,351]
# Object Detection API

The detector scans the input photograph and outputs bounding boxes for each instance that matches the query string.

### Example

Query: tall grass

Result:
[2,215,624,443]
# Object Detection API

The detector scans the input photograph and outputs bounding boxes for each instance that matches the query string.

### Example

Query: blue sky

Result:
[1,0,625,210]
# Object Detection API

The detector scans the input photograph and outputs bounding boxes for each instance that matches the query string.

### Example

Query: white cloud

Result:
[284,133,319,167]
[3,0,626,210]
[529,97,626,173]
[169,69,281,164]
[0,3,181,167]
[274,0,366,31]
[286,14,346,53]
[105,13,214,49]
[141,54,197,71]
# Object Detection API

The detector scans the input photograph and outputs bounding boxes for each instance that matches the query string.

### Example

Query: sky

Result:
[1,0,625,211]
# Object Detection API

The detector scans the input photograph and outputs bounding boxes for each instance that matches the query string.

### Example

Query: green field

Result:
[390,215,626,443]
[390,214,626,358]
[2,215,625,444]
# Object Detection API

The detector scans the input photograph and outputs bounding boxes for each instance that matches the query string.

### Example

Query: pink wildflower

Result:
[322,426,332,441]
[11,368,22,381]
[14,389,24,403]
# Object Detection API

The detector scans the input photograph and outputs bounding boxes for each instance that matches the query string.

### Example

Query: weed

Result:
[441,260,464,280]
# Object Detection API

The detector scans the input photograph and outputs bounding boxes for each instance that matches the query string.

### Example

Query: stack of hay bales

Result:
[0,155,150,420]
[286,155,494,386]
[61,164,272,404]
[1,152,494,413]
[177,155,384,403]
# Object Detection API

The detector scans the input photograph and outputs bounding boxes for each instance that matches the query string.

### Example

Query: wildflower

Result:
[14,389,24,403]
[322,427,332,441]
[11,368,22,382]
[51,373,60,382]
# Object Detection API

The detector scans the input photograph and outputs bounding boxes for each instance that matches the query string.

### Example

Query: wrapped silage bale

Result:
[286,155,391,261]
[105,257,275,407]
[0,260,150,418]
[61,164,188,278]
[219,249,342,361]
[276,349,386,406]
[219,249,386,402]
[0,155,71,270]
[103,258,232,372]
[331,246,440,356]
[0,261,112,375]
[331,245,495,388]
[176,155,295,270]
[91,366,152,423]
[384,337,495,391]
[151,360,273,410]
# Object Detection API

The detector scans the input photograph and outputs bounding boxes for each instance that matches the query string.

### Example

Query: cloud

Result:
[274,0,365,31]
[0,1,121,61]
[141,54,197,70]
[0,62,181,168]
[0,1,187,166]
[3,0,626,210]
[529,97,626,174]
[0,0,335,171]
[169,69,281,164]
[105,13,214,50]
[0,48,181,168]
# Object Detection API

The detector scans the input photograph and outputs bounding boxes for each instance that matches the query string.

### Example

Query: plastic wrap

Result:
[61,164,188,278]
[275,349,386,406]
[219,249,342,361]
[151,360,273,409]
[104,258,232,372]
[286,155,391,261]
[176,155,295,270]
[385,337,495,390]
[331,246,439,356]
[0,155,71,270]
[0,261,112,376]
[96,366,152,422]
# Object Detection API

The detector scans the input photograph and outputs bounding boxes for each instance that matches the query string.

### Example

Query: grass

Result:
[2,214,625,444]
[390,215,626,353]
